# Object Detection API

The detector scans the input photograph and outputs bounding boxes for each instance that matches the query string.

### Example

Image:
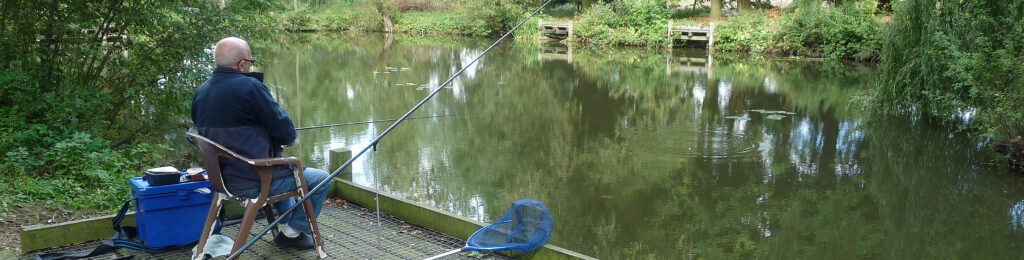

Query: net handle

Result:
[423,248,463,260]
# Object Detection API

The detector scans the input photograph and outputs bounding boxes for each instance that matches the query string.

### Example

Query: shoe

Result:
[274,232,315,249]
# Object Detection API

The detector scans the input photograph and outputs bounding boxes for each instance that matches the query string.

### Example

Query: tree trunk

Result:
[581,0,593,10]
[737,0,752,11]
[710,0,723,18]
[381,13,393,33]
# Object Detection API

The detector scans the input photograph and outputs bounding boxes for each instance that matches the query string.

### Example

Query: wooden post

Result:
[567,20,573,40]
[709,22,715,52]
[538,19,544,40]
[329,148,353,181]
[667,20,673,48]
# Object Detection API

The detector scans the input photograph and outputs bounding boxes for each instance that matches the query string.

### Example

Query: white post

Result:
[538,19,544,40]
[568,20,573,40]
[709,22,716,52]
[667,20,673,47]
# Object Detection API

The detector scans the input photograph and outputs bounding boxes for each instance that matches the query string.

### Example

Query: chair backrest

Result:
[187,132,253,196]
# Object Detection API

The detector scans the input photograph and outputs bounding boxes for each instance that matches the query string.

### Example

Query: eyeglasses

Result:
[240,58,256,65]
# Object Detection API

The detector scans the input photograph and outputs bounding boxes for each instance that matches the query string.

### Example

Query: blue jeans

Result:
[232,167,332,233]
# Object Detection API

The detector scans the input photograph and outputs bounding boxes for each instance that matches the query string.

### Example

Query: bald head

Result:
[214,37,252,70]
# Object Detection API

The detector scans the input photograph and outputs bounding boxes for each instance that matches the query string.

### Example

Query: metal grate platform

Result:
[22,202,509,259]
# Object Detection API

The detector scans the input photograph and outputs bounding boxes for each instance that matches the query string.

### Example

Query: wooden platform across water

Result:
[538,19,572,39]
[539,19,715,49]
[668,21,715,49]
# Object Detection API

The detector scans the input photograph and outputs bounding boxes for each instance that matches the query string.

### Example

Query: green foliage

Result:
[276,2,382,31]
[460,0,535,36]
[273,0,540,37]
[712,12,778,53]
[0,0,277,212]
[780,5,881,60]
[877,0,1024,140]
[571,0,669,47]
[714,6,882,60]
[545,2,578,17]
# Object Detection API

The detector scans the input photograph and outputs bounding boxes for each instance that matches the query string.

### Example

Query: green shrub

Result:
[779,5,881,60]
[1,0,274,213]
[545,2,578,17]
[571,0,669,47]
[714,6,882,60]
[0,124,168,212]
[713,12,777,53]
[459,0,534,36]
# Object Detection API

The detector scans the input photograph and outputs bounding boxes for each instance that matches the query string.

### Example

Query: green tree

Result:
[878,0,1024,170]
[0,0,278,211]
[369,0,396,32]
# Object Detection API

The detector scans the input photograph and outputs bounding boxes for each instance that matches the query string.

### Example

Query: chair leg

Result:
[301,199,327,258]
[262,205,280,237]
[231,200,264,256]
[193,195,223,260]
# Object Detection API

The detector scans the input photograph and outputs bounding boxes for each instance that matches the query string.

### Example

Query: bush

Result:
[395,0,436,12]
[0,123,168,211]
[571,0,669,47]
[713,12,777,53]
[778,5,881,60]
[714,6,882,60]
[545,2,578,17]
[460,0,534,36]
[1,0,275,213]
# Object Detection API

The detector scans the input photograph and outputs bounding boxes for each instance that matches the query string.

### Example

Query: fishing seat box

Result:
[129,176,214,247]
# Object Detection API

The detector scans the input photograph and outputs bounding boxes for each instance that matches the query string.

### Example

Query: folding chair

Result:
[187,133,326,259]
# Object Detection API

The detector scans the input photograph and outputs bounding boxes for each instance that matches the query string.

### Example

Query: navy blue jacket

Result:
[191,67,296,192]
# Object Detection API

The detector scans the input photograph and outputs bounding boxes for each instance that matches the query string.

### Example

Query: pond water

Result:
[259,33,1024,259]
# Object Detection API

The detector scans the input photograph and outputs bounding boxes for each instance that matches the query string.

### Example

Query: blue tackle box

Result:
[129,176,214,247]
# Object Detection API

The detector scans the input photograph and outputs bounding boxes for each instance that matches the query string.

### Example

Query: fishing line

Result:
[294,114,459,131]
[228,0,553,258]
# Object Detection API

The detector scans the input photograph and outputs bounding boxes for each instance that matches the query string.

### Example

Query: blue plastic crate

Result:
[129,176,214,247]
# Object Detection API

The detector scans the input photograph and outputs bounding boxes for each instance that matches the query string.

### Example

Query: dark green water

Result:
[260,33,1024,259]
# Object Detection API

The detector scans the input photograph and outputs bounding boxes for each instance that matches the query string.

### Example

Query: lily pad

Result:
[749,109,796,115]
[766,114,786,120]
[725,116,750,120]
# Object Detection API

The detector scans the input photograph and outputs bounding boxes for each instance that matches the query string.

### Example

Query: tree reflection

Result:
[259,34,1023,259]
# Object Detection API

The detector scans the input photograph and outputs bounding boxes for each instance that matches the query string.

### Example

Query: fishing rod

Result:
[294,114,459,131]
[227,0,554,258]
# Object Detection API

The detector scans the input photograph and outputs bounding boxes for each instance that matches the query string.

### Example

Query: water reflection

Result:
[259,33,1024,259]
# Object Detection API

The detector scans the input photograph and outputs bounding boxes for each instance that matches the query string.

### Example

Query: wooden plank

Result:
[335,178,597,260]
[21,213,137,253]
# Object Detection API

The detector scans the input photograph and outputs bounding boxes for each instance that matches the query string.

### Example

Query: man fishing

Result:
[191,37,331,249]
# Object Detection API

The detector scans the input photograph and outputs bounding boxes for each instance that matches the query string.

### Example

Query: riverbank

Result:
[272,1,883,61]
[272,0,541,38]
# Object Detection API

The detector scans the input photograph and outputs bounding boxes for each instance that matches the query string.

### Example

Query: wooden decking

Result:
[538,19,573,39]
[668,21,715,49]
[539,19,715,49]
[21,201,508,260]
